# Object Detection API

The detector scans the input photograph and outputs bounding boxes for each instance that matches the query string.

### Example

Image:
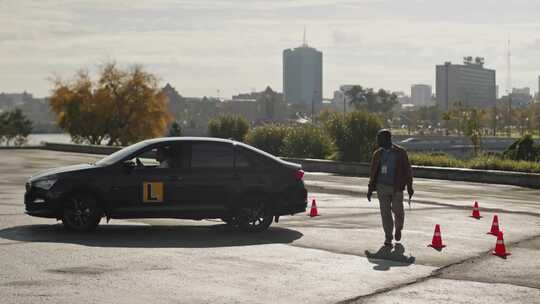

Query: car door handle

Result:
[170,176,184,181]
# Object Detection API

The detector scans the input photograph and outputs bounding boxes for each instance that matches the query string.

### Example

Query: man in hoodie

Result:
[367,129,414,246]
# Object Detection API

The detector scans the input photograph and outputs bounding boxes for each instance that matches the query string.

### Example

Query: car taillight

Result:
[295,169,304,181]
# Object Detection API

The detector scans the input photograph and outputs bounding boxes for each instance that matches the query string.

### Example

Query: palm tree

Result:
[441,112,452,136]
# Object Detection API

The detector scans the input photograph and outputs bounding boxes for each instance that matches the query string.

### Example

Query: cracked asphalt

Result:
[1,149,540,303]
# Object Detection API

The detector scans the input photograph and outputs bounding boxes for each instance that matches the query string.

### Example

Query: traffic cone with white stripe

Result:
[428,224,445,250]
[487,215,500,236]
[308,199,319,217]
[471,201,482,219]
[492,230,511,258]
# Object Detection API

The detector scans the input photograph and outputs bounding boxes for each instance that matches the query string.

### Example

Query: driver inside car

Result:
[156,147,172,168]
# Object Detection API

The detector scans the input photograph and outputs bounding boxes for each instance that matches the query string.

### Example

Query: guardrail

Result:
[39,142,540,189]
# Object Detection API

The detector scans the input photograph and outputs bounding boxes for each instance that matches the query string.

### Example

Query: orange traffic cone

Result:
[492,230,511,258]
[487,215,500,236]
[428,224,446,250]
[308,199,319,217]
[471,201,482,219]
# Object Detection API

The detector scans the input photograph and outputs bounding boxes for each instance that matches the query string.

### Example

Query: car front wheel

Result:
[62,193,102,232]
[237,202,273,232]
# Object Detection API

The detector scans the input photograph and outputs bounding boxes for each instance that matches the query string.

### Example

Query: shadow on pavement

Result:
[0,223,303,248]
[365,243,416,271]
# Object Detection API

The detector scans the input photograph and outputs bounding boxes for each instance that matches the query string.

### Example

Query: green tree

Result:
[281,124,332,159]
[50,62,171,145]
[345,86,398,114]
[345,85,366,109]
[324,110,382,162]
[244,124,290,155]
[208,115,250,141]
[0,109,33,146]
[464,108,485,157]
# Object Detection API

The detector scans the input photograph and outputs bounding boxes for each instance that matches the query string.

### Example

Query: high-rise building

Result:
[537,75,540,97]
[436,57,496,110]
[283,39,323,106]
[411,84,432,106]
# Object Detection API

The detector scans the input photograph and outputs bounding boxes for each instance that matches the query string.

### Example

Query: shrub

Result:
[503,134,540,161]
[244,124,290,155]
[408,152,466,168]
[281,124,333,159]
[208,115,250,141]
[409,152,540,173]
[324,110,382,162]
[0,108,33,146]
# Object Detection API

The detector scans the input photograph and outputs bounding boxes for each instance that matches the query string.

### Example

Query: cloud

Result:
[1,0,540,97]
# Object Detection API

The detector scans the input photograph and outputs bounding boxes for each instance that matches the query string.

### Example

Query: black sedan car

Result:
[25,137,308,232]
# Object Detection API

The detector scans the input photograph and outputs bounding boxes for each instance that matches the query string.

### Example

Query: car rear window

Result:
[191,143,233,168]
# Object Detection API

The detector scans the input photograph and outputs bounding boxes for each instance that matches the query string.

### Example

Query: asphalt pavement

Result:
[1,149,540,303]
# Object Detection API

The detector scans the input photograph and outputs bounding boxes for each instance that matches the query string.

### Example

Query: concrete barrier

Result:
[39,142,540,189]
[282,157,540,189]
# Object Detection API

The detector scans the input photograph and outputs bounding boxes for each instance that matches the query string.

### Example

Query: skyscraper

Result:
[537,75,540,98]
[436,57,496,111]
[283,36,322,106]
[411,84,432,106]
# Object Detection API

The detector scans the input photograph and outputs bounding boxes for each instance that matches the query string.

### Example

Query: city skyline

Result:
[2,0,540,99]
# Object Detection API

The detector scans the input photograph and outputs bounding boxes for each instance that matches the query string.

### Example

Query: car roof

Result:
[140,137,236,145]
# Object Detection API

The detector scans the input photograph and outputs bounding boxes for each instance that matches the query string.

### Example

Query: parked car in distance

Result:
[24,137,308,232]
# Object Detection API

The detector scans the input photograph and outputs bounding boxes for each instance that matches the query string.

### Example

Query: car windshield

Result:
[95,141,152,166]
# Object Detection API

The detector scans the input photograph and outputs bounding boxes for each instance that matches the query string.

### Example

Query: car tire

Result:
[237,201,273,232]
[61,193,102,232]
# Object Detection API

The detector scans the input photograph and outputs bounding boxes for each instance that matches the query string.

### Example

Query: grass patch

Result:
[409,152,540,173]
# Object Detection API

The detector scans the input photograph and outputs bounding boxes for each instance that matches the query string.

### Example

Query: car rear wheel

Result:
[62,193,102,232]
[237,202,273,232]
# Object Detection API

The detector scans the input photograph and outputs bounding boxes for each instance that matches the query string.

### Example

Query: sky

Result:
[2,0,540,99]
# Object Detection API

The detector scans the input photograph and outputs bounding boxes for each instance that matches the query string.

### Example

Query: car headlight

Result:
[33,178,58,190]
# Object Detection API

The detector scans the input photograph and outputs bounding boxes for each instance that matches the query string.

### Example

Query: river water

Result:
[1,133,73,146]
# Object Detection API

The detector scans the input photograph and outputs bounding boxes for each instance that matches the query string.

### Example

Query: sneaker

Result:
[395,230,402,242]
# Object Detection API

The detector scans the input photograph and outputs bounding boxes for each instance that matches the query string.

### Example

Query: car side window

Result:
[191,143,233,168]
[125,144,182,169]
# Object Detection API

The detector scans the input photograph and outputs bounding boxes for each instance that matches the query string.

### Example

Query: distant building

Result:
[225,87,287,123]
[411,84,432,106]
[513,87,530,96]
[283,40,323,107]
[537,76,540,101]
[500,87,533,107]
[436,57,496,110]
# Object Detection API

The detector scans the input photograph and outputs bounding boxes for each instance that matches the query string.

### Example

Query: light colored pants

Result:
[377,183,404,242]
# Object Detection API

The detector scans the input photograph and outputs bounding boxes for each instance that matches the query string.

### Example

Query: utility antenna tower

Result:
[506,37,512,137]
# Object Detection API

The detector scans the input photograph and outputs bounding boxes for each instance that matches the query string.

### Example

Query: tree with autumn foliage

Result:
[50,62,171,145]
